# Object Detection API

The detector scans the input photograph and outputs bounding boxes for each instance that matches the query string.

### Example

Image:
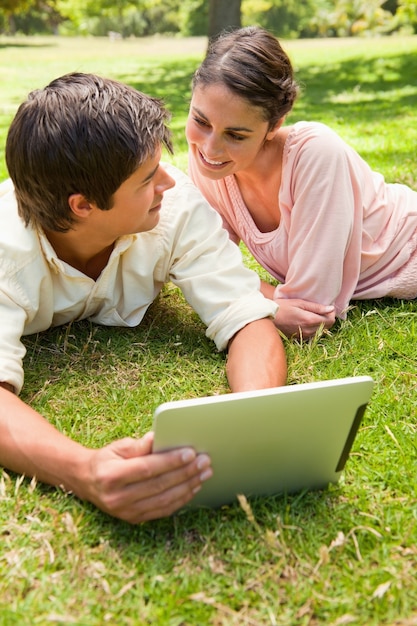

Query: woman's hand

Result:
[274,298,336,339]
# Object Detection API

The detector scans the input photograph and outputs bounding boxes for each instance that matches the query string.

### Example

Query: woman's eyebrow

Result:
[191,105,254,133]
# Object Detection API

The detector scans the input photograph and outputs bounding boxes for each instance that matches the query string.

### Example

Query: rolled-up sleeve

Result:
[0,278,30,394]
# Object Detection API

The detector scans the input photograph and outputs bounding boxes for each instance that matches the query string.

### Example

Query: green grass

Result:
[1,35,417,626]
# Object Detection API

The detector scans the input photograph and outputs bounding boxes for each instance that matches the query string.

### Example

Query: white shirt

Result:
[0,164,277,393]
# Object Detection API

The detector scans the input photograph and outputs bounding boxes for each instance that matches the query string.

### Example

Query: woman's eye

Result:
[194,117,208,127]
[192,116,246,141]
[228,133,246,141]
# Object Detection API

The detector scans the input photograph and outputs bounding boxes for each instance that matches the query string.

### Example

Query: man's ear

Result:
[68,193,94,219]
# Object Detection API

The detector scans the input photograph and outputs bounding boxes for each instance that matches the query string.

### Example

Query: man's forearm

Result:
[0,386,214,523]
[226,318,287,392]
[0,386,92,495]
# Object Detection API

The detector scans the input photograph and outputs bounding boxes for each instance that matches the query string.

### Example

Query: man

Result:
[0,73,286,523]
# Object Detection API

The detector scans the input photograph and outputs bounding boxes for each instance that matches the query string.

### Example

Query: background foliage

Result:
[1,0,417,38]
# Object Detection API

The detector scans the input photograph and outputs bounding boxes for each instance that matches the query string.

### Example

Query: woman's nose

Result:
[203,132,223,158]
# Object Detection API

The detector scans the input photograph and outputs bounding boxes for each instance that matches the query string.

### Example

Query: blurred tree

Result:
[56,0,181,37]
[382,0,398,11]
[13,1,63,34]
[0,0,32,32]
[179,0,208,36]
[1,0,414,37]
[243,0,316,38]
[395,0,417,32]
[208,0,241,38]
[329,0,393,35]
[243,0,397,38]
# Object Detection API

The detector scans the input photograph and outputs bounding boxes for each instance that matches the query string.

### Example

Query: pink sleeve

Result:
[274,127,363,317]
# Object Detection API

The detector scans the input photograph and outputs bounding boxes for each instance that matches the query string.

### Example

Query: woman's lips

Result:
[199,150,230,169]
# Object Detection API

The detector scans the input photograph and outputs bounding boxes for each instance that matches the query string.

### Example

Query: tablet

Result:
[152,376,374,508]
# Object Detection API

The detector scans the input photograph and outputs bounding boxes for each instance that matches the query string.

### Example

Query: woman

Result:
[186,26,417,338]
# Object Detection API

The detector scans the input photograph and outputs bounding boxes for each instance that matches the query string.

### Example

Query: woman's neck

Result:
[234,129,290,232]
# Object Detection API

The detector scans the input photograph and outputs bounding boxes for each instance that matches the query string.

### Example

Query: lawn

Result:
[0,34,416,626]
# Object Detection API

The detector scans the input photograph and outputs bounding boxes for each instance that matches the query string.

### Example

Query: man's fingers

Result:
[124,450,212,492]
[89,442,213,521]
[119,460,213,522]
[94,443,204,489]
[108,433,154,459]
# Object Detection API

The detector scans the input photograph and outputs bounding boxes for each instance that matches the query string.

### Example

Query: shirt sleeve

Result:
[0,181,29,393]
[0,276,29,394]
[163,167,278,350]
[274,125,363,317]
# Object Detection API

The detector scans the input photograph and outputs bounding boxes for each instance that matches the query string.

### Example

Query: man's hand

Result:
[274,298,336,339]
[83,433,212,523]
[0,386,212,524]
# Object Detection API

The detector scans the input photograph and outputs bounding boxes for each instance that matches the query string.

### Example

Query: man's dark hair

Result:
[6,72,173,232]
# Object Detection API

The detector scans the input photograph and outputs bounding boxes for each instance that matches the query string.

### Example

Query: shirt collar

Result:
[38,229,137,274]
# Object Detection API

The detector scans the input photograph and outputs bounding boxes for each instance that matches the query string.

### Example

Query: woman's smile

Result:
[199,150,230,169]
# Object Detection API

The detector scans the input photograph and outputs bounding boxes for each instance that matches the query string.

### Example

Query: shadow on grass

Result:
[0,41,56,49]
[1,46,416,172]
[20,285,228,434]
[116,59,198,153]
[109,50,417,156]
[69,483,348,567]
[296,51,417,106]
[290,52,417,173]
[145,53,417,117]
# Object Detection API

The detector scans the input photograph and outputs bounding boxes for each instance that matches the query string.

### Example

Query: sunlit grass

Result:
[0,34,416,626]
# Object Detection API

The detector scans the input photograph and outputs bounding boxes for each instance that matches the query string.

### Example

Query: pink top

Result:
[189,121,417,317]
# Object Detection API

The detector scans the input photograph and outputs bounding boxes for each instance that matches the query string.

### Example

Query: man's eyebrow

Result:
[141,163,159,184]
[192,105,254,133]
